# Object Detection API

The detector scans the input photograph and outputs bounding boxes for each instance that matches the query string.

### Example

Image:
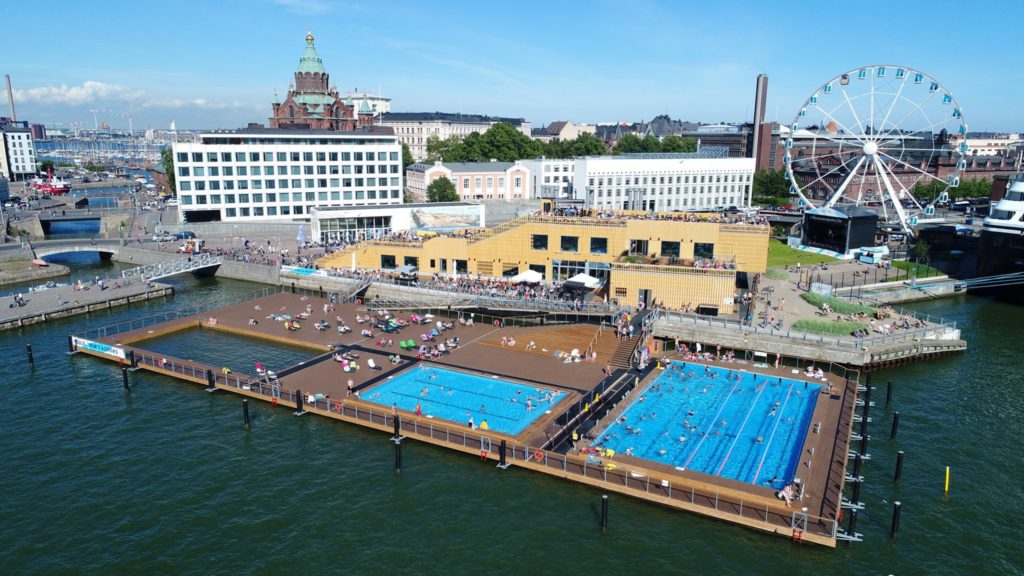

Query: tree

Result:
[479,122,543,161]
[639,135,662,153]
[401,142,415,170]
[613,134,644,154]
[426,135,465,162]
[160,147,176,193]
[751,169,791,206]
[571,132,607,156]
[427,177,459,202]
[39,159,55,173]
[660,135,697,153]
[913,238,931,264]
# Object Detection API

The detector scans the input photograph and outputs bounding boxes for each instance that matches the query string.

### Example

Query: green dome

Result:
[297,31,326,74]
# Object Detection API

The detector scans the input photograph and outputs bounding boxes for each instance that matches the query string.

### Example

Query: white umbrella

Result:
[511,269,543,284]
[566,273,601,289]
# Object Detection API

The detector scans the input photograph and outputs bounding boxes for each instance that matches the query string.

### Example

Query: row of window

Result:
[593,197,740,209]
[179,190,402,204]
[180,164,399,177]
[594,184,749,196]
[178,177,400,191]
[177,151,398,163]
[530,235,713,258]
[456,176,523,189]
[588,173,751,186]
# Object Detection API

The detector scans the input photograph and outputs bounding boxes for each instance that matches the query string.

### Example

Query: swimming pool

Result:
[594,362,820,489]
[362,366,566,435]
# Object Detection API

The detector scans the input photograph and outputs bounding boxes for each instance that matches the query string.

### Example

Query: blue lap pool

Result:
[593,362,820,489]
[362,366,566,435]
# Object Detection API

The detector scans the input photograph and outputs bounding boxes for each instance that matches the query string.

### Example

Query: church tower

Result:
[270,31,358,130]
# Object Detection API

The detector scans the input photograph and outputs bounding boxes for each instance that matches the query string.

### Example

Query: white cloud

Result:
[12,80,145,106]
[9,80,261,112]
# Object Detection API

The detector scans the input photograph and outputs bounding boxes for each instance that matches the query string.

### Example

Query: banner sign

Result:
[72,336,127,360]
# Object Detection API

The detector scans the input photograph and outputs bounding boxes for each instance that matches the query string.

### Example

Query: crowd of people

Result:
[539,207,769,226]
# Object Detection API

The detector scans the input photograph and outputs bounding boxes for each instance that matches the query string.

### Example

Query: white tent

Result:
[565,273,601,290]
[511,269,543,284]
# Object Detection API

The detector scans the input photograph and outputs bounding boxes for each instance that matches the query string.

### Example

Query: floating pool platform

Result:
[70,290,858,547]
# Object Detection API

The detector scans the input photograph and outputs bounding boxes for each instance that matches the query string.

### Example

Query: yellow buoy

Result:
[945,466,950,494]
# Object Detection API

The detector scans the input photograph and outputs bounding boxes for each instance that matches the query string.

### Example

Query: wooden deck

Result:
[78,291,853,547]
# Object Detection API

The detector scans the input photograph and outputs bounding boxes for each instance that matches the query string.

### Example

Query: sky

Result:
[3,0,1021,132]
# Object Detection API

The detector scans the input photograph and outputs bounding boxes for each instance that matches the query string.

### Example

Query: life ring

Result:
[480,450,488,460]
[493,319,500,327]
[534,450,544,462]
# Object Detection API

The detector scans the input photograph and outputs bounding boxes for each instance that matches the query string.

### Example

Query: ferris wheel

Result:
[784,65,968,235]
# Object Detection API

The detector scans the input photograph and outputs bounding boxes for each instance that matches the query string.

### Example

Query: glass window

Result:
[277,152,287,162]
[694,242,714,259]
[590,237,608,254]
[181,195,193,205]
[225,207,236,217]
[177,152,188,162]
[531,234,548,250]
[660,241,681,258]
[560,236,579,252]
[380,255,397,269]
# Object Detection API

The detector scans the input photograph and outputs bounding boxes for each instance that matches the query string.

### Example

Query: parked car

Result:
[175,231,196,240]
[153,232,175,242]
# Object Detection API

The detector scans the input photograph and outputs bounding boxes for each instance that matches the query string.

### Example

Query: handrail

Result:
[76,340,837,543]
[584,321,607,356]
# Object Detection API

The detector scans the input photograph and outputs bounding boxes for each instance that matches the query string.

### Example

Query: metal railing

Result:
[654,310,960,350]
[75,285,286,340]
[121,252,223,281]
[259,381,838,541]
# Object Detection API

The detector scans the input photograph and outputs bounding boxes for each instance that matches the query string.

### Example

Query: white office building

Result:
[1,127,37,181]
[521,157,575,199]
[172,127,403,223]
[574,153,754,212]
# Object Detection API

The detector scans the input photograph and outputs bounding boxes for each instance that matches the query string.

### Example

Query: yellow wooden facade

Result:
[318,216,768,314]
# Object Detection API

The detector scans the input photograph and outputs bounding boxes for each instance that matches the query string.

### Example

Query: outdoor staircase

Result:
[608,336,637,369]
[606,310,654,369]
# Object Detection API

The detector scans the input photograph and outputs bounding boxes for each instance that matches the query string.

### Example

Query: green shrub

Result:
[800,292,877,316]
[765,267,788,280]
[793,319,868,336]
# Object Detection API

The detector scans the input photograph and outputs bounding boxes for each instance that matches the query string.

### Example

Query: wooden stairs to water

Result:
[478,324,620,363]
[607,335,639,369]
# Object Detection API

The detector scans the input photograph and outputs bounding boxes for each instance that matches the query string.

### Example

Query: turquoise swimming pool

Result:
[593,362,820,489]
[362,366,566,435]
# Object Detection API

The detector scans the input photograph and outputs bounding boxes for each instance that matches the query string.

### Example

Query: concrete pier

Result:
[0,280,172,331]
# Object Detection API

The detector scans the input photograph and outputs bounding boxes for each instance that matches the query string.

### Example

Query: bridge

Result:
[27,238,124,258]
[37,207,133,223]
[121,252,223,281]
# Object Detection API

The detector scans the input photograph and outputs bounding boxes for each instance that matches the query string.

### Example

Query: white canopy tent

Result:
[565,273,602,290]
[511,269,544,284]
